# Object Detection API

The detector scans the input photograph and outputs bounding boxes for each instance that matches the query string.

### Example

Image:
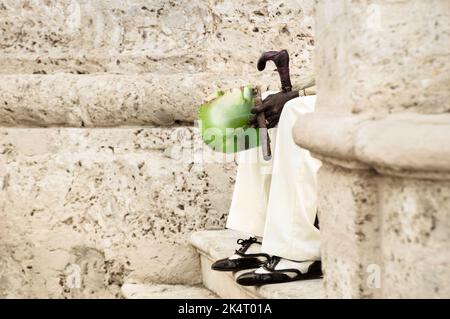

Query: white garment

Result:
[226,94,322,261]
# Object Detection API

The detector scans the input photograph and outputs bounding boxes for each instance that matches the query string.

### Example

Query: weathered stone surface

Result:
[295,106,450,299]
[317,164,380,298]
[356,114,450,178]
[0,73,281,127]
[0,127,236,298]
[306,0,450,299]
[315,0,450,115]
[121,283,217,299]
[190,230,325,299]
[0,72,321,127]
[293,113,372,167]
[379,177,450,298]
[0,0,318,300]
[293,113,450,179]
[0,0,315,75]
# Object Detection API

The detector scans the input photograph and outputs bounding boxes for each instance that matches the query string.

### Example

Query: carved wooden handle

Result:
[257,50,292,92]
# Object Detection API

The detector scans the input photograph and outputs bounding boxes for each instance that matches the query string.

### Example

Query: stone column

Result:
[294,0,450,298]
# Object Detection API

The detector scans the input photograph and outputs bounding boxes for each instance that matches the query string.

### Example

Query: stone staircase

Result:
[121,229,325,299]
[0,0,319,298]
[188,230,325,299]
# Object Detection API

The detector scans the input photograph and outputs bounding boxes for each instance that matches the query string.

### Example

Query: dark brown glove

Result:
[249,90,299,129]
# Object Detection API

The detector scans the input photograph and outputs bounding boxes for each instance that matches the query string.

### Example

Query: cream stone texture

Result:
[317,164,380,299]
[292,0,450,298]
[0,0,315,75]
[0,0,317,126]
[0,0,317,298]
[314,0,450,115]
[0,73,278,127]
[293,113,450,179]
[379,177,450,298]
[0,127,236,298]
[121,283,218,299]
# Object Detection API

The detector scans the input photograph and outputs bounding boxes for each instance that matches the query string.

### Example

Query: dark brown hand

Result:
[249,90,299,128]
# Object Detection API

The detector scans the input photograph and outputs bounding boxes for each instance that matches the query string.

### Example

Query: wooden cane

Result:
[253,87,272,161]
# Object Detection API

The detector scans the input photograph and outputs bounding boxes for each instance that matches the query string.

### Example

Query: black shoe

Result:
[211,237,270,272]
[236,256,322,286]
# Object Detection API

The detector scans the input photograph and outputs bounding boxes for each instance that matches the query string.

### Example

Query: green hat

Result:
[198,86,260,153]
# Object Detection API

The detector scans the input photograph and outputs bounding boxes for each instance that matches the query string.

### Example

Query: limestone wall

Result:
[0,0,315,76]
[0,128,237,298]
[0,0,316,127]
[0,1,315,298]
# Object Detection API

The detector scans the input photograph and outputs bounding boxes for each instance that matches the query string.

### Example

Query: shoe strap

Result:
[236,237,261,254]
[234,250,271,261]
[263,259,322,277]
[264,256,281,270]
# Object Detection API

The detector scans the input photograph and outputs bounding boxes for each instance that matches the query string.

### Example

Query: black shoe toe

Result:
[211,257,263,272]
[236,271,289,286]
[236,259,323,286]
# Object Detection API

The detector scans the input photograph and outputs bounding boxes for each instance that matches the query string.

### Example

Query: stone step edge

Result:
[121,283,218,299]
[0,73,277,127]
[195,247,260,299]
[294,112,450,180]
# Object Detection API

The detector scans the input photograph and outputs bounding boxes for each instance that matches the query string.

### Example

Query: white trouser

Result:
[226,94,322,261]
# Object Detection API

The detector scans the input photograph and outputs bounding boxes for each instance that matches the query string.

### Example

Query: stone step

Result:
[121,283,218,299]
[0,52,264,75]
[190,230,325,299]
[0,73,277,127]
[0,52,212,75]
[0,1,313,76]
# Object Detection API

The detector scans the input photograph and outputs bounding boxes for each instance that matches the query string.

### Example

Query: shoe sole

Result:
[211,263,264,272]
[237,272,323,286]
